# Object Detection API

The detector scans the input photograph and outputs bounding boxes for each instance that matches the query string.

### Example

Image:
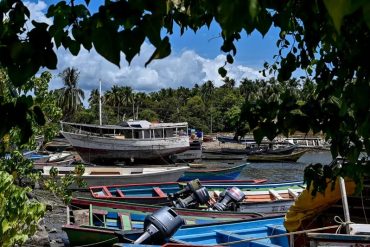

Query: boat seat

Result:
[88,205,108,227]
[152,187,167,197]
[214,230,282,247]
[118,212,132,230]
[116,189,125,198]
[269,189,283,200]
[287,188,299,199]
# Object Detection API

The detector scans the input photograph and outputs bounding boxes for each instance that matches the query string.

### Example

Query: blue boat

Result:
[178,164,247,181]
[114,215,289,247]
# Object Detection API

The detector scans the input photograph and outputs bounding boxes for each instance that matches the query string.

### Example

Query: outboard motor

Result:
[172,186,210,208]
[134,206,184,244]
[169,179,211,209]
[212,187,246,211]
[170,179,203,198]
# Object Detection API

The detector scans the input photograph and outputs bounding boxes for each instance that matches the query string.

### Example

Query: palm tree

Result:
[88,89,100,108]
[134,92,147,119]
[121,86,133,119]
[105,85,123,122]
[56,67,85,120]
[201,80,215,133]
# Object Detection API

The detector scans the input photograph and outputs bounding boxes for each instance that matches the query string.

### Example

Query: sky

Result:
[25,1,279,104]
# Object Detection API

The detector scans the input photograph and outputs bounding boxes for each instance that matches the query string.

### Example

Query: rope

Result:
[333,216,353,234]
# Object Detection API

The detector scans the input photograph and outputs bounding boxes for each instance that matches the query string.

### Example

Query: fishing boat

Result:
[246,150,307,162]
[71,196,263,220]
[178,163,247,181]
[41,166,189,188]
[89,180,303,214]
[60,120,190,164]
[63,202,271,247]
[221,143,296,155]
[113,215,288,247]
[170,140,202,162]
[283,137,330,150]
[200,153,245,160]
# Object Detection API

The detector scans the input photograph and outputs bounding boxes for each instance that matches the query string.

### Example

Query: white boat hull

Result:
[61,132,189,164]
[42,166,189,189]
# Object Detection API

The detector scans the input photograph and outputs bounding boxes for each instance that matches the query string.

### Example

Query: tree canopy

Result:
[1,0,370,186]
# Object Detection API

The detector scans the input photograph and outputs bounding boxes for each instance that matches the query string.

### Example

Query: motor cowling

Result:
[172,186,210,208]
[212,187,246,211]
[169,179,203,199]
[134,206,184,244]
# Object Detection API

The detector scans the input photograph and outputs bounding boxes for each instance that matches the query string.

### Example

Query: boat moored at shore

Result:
[60,120,190,164]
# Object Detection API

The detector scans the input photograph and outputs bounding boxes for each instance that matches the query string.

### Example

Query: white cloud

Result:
[25,1,264,106]
[53,44,263,92]
[24,1,52,26]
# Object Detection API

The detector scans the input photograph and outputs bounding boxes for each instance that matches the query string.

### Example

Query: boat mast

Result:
[99,79,102,126]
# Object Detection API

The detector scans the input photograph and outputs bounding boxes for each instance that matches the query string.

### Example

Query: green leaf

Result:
[253,128,264,144]
[363,3,370,29]
[218,67,227,77]
[145,36,171,67]
[323,0,351,32]
[226,54,234,64]
[91,19,120,66]
[33,106,45,125]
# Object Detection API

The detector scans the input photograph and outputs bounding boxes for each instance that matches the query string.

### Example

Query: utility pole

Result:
[99,79,102,126]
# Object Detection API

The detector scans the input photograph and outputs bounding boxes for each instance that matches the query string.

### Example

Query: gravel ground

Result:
[26,189,90,247]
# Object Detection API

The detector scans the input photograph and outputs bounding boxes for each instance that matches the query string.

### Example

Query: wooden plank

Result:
[153,187,167,197]
[118,212,132,230]
[102,186,113,197]
[269,189,283,200]
[288,188,299,199]
[116,189,125,198]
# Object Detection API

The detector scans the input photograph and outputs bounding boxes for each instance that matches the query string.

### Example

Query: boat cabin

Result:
[60,120,188,140]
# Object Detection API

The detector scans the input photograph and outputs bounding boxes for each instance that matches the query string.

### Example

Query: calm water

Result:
[203,151,332,183]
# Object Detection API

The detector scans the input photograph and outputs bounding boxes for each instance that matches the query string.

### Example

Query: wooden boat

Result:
[113,215,288,247]
[63,203,266,247]
[41,166,189,188]
[200,153,245,160]
[283,137,330,150]
[89,180,303,214]
[246,150,307,162]
[71,196,263,219]
[60,120,190,164]
[178,163,247,181]
[170,140,202,162]
[221,143,296,155]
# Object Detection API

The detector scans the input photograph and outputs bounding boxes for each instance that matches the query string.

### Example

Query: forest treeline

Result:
[54,67,316,134]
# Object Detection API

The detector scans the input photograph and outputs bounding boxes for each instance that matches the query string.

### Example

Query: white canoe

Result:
[41,166,189,189]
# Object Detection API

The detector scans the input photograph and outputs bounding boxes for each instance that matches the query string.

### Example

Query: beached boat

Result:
[283,137,330,150]
[63,203,266,247]
[114,215,288,247]
[71,196,263,219]
[60,120,190,164]
[178,163,247,181]
[89,180,303,213]
[246,150,307,162]
[170,140,202,162]
[41,166,189,188]
[221,143,296,155]
[201,153,245,160]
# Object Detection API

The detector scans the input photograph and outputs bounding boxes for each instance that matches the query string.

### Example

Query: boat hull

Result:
[178,164,247,181]
[246,150,307,162]
[62,132,189,164]
[42,166,189,189]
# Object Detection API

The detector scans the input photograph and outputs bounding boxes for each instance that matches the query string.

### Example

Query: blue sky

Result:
[27,1,278,100]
